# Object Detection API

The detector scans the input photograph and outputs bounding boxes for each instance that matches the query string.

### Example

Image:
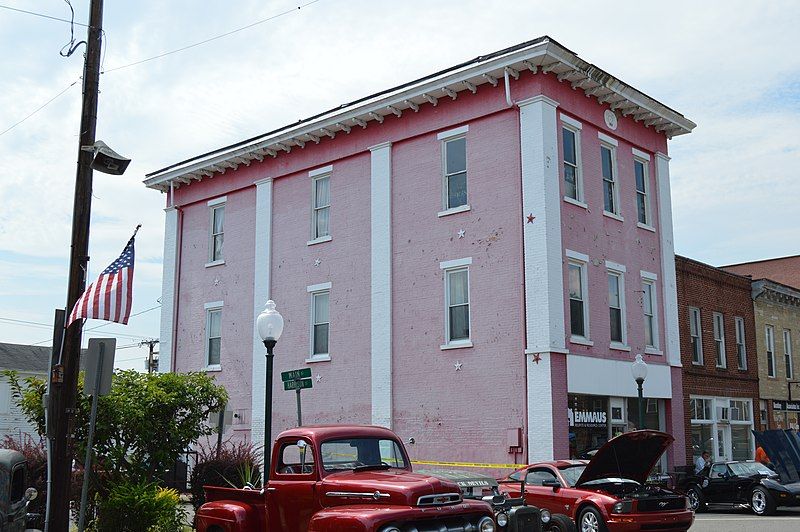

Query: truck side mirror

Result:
[25,487,38,502]
[298,440,308,471]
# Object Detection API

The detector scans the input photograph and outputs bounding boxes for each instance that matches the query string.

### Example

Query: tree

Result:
[4,369,228,483]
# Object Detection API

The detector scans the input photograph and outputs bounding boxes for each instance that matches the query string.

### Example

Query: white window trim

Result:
[437,124,469,140]
[690,307,704,365]
[441,262,472,350]
[634,157,651,227]
[205,259,225,268]
[204,302,223,371]
[311,172,331,241]
[208,203,225,264]
[437,204,472,217]
[307,285,331,362]
[600,143,621,217]
[607,267,627,348]
[307,235,332,246]
[784,329,793,380]
[309,164,333,178]
[568,257,590,343]
[561,121,584,203]
[734,316,747,370]
[713,312,726,368]
[632,148,651,161]
[637,222,656,232]
[598,131,619,146]
[642,279,660,351]
[766,325,776,378]
[207,196,227,207]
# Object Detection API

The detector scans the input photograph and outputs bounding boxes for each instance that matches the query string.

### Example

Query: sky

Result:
[1,0,798,371]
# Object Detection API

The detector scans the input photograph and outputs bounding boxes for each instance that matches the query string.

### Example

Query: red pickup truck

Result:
[196,425,497,532]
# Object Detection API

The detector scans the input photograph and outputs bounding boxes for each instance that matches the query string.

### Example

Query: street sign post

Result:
[281,368,313,426]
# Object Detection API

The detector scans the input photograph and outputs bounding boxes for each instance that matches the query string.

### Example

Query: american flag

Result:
[68,232,136,326]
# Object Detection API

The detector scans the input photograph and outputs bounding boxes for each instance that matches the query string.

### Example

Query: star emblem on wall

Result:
[213,277,220,286]
[454,360,463,371]
[314,258,321,267]
[532,353,542,364]
[457,229,466,239]
[316,374,322,382]
[526,213,536,223]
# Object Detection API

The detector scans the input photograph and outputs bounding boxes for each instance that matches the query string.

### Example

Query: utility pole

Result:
[48,1,104,530]
[140,339,159,373]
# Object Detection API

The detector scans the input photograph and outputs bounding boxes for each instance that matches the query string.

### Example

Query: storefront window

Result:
[731,425,751,461]
[626,398,659,431]
[568,395,609,459]
[691,396,754,463]
[691,424,713,460]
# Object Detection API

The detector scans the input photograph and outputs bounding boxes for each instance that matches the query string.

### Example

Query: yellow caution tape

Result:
[411,459,523,469]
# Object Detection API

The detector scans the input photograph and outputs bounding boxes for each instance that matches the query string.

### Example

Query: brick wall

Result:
[675,255,760,463]
[723,255,800,291]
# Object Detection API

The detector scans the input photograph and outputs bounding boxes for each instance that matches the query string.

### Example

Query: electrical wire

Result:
[0,3,92,27]
[58,0,85,58]
[0,79,79,138]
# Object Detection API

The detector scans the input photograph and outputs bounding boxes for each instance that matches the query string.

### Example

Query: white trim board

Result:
[440,257,473,269]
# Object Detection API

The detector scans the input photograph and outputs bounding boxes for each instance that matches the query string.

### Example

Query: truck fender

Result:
[307,508,371,532]
[196,500,260,532]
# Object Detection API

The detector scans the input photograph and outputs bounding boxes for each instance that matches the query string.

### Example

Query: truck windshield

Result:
[320,438,408,472]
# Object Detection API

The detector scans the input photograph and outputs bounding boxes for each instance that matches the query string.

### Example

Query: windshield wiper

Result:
[353,464,393,472]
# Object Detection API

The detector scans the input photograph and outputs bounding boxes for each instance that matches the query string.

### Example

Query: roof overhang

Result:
[145,36,696,192]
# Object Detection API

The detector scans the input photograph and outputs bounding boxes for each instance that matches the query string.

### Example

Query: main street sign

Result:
[284,378,313,391]
[281,368,312,382]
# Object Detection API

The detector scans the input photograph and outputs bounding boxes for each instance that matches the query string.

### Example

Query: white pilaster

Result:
[251,178,273,445]
[519,95,564,461]
[158,207,178,373]
[655,153,681,368]
[370,142,392,428]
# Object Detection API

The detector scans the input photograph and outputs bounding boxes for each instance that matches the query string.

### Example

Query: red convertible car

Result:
[501,431,693,532]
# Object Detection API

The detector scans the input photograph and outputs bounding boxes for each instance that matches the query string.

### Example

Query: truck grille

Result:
[417,493,462,506]
[380,514,488,531]
[637,497,686,512]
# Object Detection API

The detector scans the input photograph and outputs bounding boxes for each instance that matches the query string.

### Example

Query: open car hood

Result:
[576,430,673,486]
[753,429,800,485]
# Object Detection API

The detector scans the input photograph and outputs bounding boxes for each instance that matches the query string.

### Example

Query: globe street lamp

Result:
[257,300,284,474]
[631,354,648,430]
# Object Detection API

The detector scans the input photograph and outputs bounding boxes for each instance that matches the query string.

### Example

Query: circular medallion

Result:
[604,109,618,130]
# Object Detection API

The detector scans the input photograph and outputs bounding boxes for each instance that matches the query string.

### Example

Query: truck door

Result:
[267,439,319,532]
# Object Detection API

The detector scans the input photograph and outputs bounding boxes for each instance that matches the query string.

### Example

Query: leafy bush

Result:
[189,439,263,513]
[94,479,187,532]
[1,434,47,525]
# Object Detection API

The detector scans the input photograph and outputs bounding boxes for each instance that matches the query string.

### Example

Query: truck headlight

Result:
[612,501,633,514]
[496,512,508,527]
[478,516,496,532]
[540,509,551,523]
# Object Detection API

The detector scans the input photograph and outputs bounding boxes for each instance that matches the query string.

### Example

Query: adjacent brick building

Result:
[723,255,800,292]
[675,256,760,465]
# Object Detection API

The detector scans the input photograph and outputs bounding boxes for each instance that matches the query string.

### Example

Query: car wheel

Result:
[544,513,577,532]
[687,485,706,512]
[751,486,777,516]
[577,506,607,532]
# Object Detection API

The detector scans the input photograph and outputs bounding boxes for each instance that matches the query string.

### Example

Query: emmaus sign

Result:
[568,408,607,427]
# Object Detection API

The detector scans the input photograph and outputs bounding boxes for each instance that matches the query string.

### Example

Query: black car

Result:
[680,429,800,515]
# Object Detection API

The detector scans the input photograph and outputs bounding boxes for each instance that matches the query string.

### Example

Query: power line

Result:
[0,4,92,27]
[0,79,79,138]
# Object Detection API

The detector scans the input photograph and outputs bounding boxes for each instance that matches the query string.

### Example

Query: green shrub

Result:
[189,439,262,513]
[94,479,187,532]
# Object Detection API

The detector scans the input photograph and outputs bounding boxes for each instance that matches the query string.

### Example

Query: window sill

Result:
[307,235,332,246]
[637,222,656,233]
[570,336,594,346]
[438,204,471,218]
[440,340,473,350]
[645,347,663,356]
[715,366,728,370]
[609,342,631,352]
[603,211,624,222]
[692,361,704,366]
[563,197,588,209]
[305,355,331,363]
[205,260,225,268]
[203,364,222,372]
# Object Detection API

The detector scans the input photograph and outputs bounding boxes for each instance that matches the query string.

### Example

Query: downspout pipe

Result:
[504,67,513,107]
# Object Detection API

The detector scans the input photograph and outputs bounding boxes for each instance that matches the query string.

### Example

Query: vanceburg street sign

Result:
[284,378,313,391]
[281,368,312,381]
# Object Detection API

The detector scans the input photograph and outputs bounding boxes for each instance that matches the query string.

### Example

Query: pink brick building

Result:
[145,37,695,469]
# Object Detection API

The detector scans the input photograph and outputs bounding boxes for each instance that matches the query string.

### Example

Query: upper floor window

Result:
[443,136,467,210]
[690,307,703,365]
[690,397,712,421]
[601,144,618,215]
[312,174,331,240]
[713,313,726,368]
[634,158,650,226]
[208,198,226,263]
[766,325,776,377]
[205,303,223,368]
[440,257,472,348]
[642,280,658,349]
[734,317,747,370]
[308,284,331,360]
[784,329,793,380]
[561,116,583,203]
[608,270,625,345]
[568,260,588,340]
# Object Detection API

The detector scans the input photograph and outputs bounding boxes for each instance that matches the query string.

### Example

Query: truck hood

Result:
[576,430,673,486]
[320,469,463,507]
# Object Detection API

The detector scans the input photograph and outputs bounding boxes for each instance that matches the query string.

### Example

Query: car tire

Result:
[544,513,577,532]
[577,506,607,532]
[751,486,777,516]
[687,485,706,512]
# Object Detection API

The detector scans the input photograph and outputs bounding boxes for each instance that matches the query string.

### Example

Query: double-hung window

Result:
[784,329,793,380]
[208,197,226,264]
[735,317,747,369]
[634,158,650,225]
[312,174,331,240]
[713,313,726,368]
[601,143,618,215]
[567,254,589,340]
[205,302,223,368]
[690,307,703,364]
[607,266,626,346]
[642,278,658,350]
[561,115,583,202]
[441,257,472,348]
[440,128,468,211]
[308,283,331,360]
[766,325,776,377]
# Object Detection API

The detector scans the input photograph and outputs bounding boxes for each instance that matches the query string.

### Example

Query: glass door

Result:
[716,426,731,462]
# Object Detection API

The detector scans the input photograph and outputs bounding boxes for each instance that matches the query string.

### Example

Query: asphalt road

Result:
[691,506,800,531]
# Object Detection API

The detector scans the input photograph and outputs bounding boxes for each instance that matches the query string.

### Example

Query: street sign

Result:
[83,338,116,396]
[283,378,313,391]
[281,368,312,382]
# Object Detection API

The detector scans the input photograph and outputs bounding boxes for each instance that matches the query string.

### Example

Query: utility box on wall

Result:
[507,427,523,453]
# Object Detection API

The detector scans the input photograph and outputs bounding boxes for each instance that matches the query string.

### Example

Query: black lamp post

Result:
[631,354,648,430]
[257,300,284,476]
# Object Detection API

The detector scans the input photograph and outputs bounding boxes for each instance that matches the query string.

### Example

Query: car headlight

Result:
[540,509,551,523]
[478,516,496,532]
[496,512,508,527]
[612,500,633,514]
